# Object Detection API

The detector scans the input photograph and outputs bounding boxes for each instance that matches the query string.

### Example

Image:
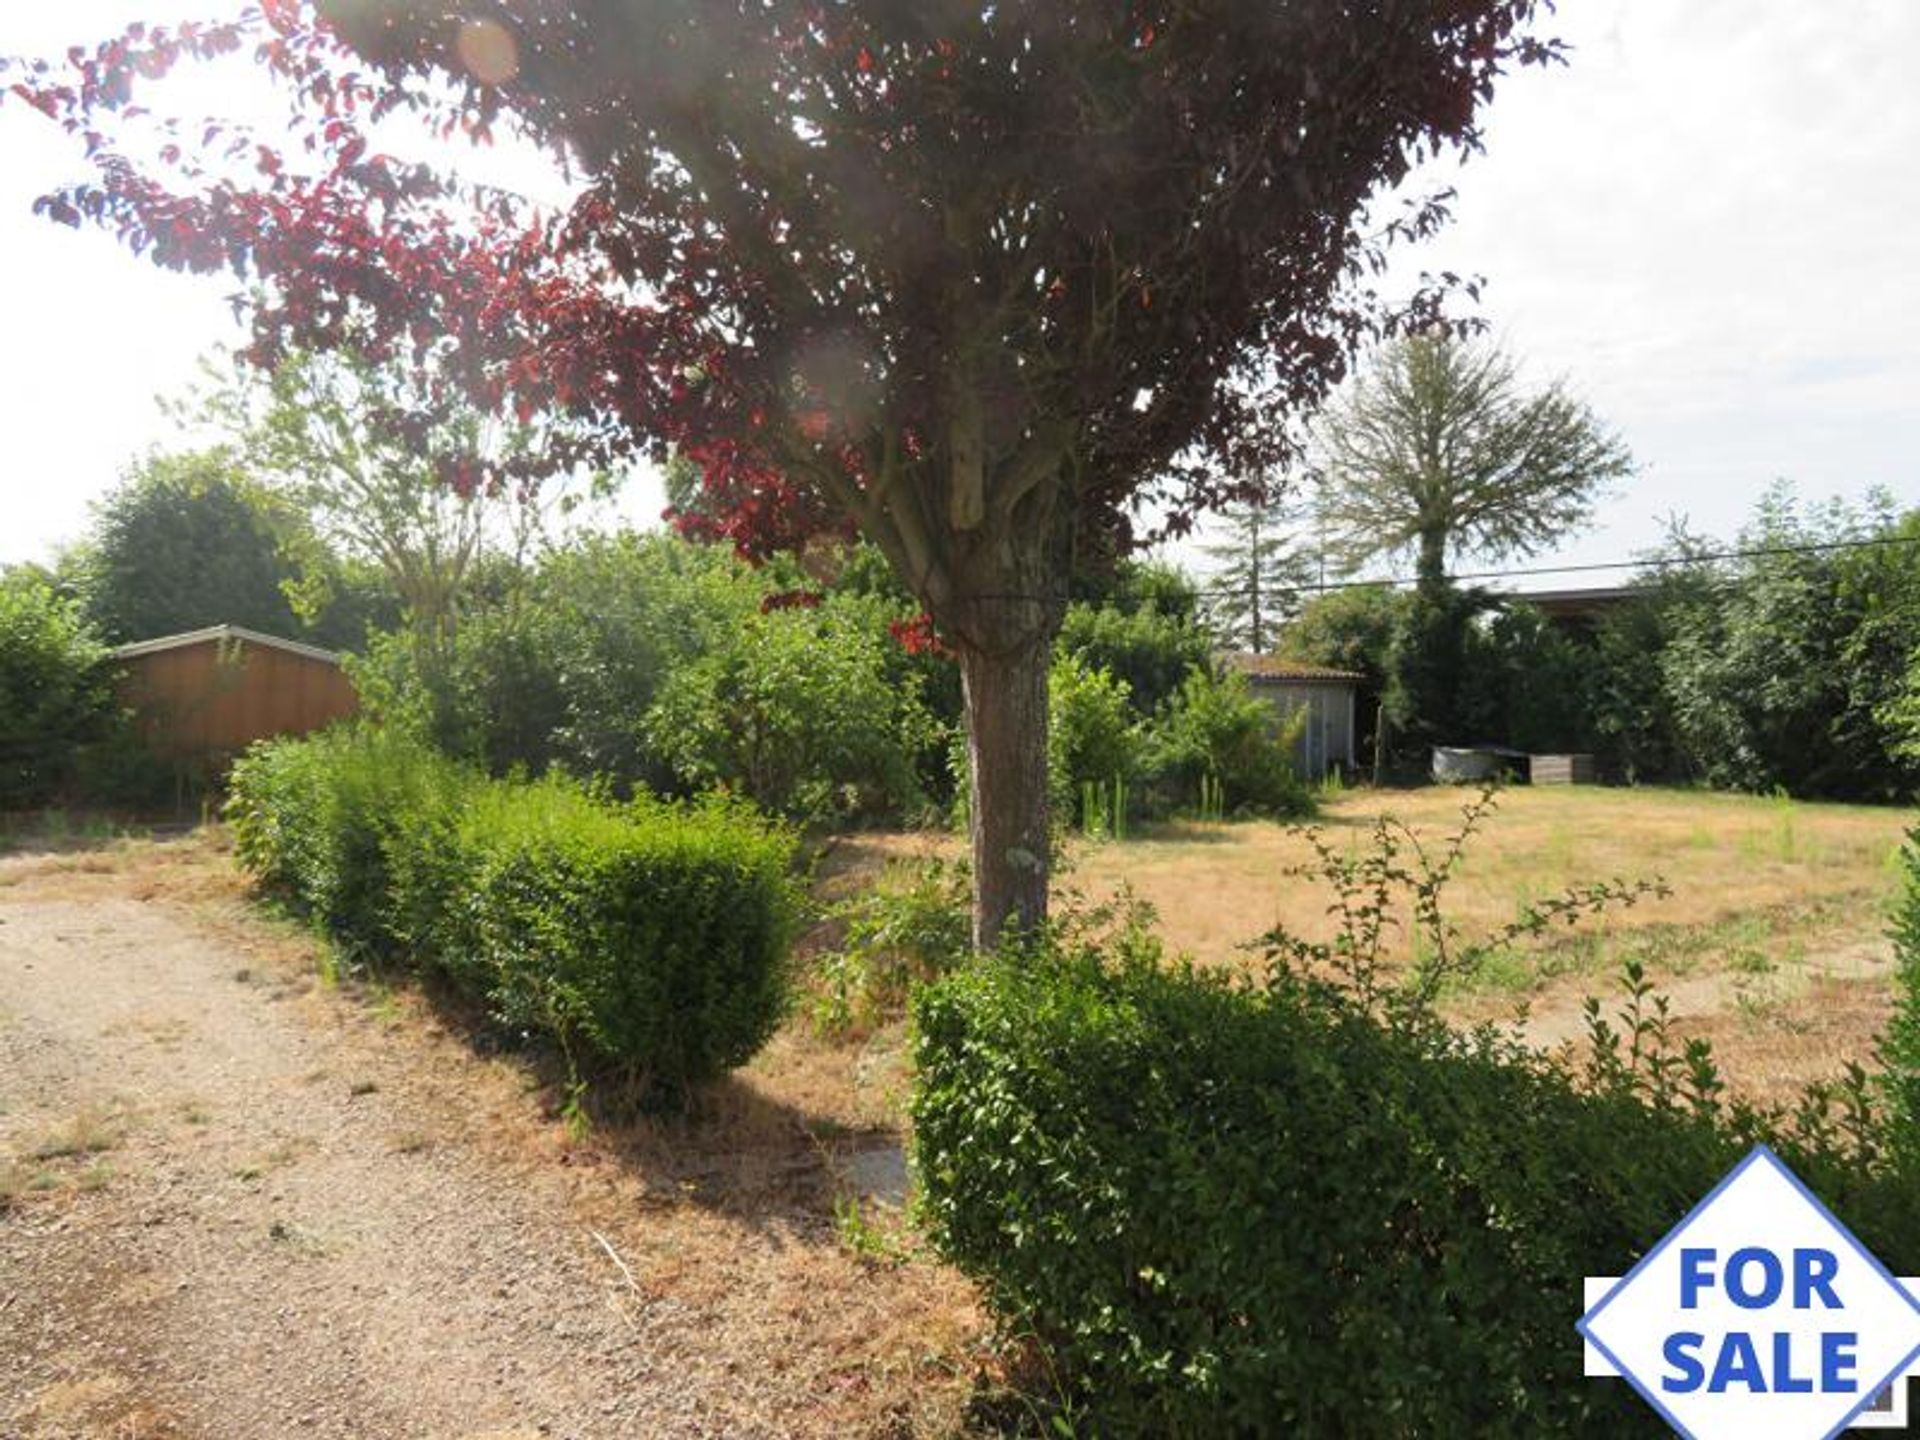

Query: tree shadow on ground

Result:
[377,965,901,1243]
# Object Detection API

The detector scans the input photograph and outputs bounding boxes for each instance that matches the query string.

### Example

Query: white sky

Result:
[3,3,1918,587]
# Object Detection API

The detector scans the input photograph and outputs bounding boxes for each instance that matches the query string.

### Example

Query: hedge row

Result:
[228,728,799,1087]
[911,946,1920,1437]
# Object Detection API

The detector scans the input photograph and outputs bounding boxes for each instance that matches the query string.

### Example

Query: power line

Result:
[1187,531,1920,601]
[916,530,1920,607]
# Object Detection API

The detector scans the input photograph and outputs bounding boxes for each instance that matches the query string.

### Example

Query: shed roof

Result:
[108,623,344,667]
[1219,653,1363,685]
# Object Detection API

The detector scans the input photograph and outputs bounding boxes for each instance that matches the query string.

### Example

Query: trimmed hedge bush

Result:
[227,727,468,952]
[228,728,799,1087]
[912,946,1920,1437]
[455,779,798,1081]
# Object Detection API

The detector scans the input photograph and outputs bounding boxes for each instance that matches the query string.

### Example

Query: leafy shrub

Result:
[1382,581,1484,758]
[913,790,1919,1436]
[1881,829,1920,1165]
[1056,600,1211,719]
[347,531,772,795]
[1464,603,1596,755]
[71,449,307,645]
[226,726,471,954]
[1142,666,1312,819]
[1658,487,1920,800]
[811,858,973,1038]
[458,781,799,1085]
[1587,595,1688,785]
[1048,653,1141,828]
[0,574,121,809]
[1277,585,1406,691]
[228,729,799,1087]
[646,592,937,824]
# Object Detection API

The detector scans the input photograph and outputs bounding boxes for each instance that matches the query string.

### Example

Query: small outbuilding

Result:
[110,624,359,765]
[1220,654,1362,781]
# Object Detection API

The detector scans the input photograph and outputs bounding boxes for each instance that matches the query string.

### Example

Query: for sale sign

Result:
[1578,1145,1920,1438]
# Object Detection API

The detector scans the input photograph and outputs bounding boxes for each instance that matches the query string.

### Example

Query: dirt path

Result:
[0,841,975,1439]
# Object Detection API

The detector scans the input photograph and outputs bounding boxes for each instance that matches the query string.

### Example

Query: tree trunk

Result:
[1416,527,1448,597]
[958,634,1052,950]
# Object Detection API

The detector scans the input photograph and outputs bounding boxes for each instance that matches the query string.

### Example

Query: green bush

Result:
[1048,653,1142,828]
[913,944,1920,1437]
[458,781,799,1084]
[225,726,470,953]
[1464,603,1596,755]
[0,573,122,809]
[1657,487,1920,800]
[1277,585,1406,692]
[1056,600,1212,719]
[811,858,972,1038]
[1142,666,1312,819]
[646,591,937,824]
[1882,829,1920,1165]
[228,729,799,1087]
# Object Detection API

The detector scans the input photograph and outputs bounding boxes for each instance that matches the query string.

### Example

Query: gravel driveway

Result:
[0,842,973,1439]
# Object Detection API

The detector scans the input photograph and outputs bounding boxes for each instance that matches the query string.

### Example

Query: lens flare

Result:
[455,18,519,86]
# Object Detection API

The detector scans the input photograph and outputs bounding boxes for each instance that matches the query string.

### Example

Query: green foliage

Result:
[1047,654,1142,826]
[1881,830,1920,1164]
[227,727,799,1088]
[913,788,1919,1437]
[1276,585,1405,691]
[916,947,1917,1437]
[1382,581,1483,756]
[200,346,570,641]
[1464,603,1596,755]
[1142,666,1313,819]
[1080,776,1129,840]
[458,780,799,1085]
[0,573,121,808]
[225,726,468,953]
[1068,558,1203,624]
[1056,600,1211,720]
[811,858,972,1038]
[72,449,306,644]
[353,532,956,821]
[647,590,937,823]
[1586,594,1688,784]
[1659,488,1920,799]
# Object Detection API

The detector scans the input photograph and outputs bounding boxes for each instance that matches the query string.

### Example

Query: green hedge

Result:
[1882,826,1920,1166]
[455,779,797,1081]
[228,728,799,1087]
[227,727,467,951]
[912,947,1920,1437]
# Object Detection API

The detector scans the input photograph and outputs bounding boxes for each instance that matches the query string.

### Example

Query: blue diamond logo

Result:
[1579,1145,1920,1439]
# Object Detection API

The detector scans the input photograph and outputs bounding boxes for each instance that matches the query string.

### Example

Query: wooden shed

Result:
[1220,655,1363,781]
[110,624,359,763]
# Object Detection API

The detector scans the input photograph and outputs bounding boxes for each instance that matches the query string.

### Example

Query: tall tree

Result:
[73,449,305,644]
[189,347,554,654]
[1315,333,1631,590]
[1315,333,1630,754]
[10,1,1558,944]
[1199,491,1319,653]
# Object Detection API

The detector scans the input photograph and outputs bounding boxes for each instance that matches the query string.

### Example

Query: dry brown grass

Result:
[1062,785,1906,965]
[27,1103,128,1162]
[827,784,1910,1104]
